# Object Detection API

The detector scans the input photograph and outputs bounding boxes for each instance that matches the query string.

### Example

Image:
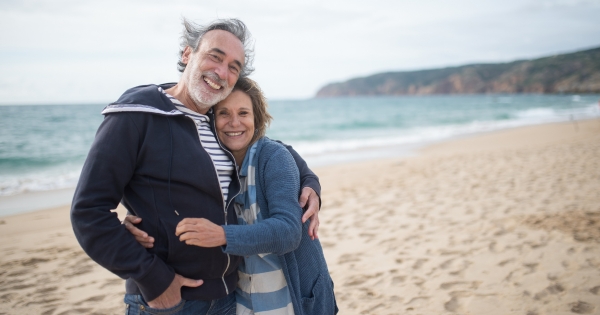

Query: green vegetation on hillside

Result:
[316,47,600,97]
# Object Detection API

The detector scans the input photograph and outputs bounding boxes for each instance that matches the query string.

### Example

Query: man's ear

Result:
[182,46,192,65]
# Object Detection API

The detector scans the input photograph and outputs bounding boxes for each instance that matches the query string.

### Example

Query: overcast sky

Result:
[1,0,599,104]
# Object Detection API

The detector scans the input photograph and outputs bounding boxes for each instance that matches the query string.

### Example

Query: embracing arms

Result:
[170,144,303,256]
[126,140,322,248]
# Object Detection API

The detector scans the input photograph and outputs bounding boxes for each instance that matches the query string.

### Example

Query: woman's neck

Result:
[233,150,247,167]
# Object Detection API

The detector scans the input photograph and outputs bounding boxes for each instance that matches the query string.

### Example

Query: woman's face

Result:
[214,90,255,159]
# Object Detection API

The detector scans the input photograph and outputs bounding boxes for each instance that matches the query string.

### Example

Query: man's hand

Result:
[147,274,203,309]
[123,215,155,248]
[299,187,320,240]
[176,218,226,247]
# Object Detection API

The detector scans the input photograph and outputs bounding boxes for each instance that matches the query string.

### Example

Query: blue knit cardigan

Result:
[222,137,337,315]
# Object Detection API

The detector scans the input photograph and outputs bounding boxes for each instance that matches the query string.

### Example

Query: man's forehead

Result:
[199,30,245,65]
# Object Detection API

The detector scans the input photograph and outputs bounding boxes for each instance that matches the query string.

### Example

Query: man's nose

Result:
[214,63,228,81]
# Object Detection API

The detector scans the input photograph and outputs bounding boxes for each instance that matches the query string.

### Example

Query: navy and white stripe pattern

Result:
[159,87,234,204]
[234,142,295,315]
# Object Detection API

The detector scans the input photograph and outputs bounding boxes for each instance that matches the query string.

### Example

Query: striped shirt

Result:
[234,142,295,315]
[159,87,234,204]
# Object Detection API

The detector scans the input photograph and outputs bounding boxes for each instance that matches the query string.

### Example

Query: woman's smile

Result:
[224,131,244,136]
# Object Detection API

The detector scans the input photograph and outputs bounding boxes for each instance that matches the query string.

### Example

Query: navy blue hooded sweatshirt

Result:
[70,83,321,303]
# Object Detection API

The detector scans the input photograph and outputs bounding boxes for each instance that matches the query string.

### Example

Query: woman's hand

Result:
[176,218,226,247]
[300,187,320,240]
[123,215,155,248]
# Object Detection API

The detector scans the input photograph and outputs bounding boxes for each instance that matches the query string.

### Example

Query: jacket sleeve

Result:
[277,140,321,206]
[70,113,174,302]
[222,147,303,256]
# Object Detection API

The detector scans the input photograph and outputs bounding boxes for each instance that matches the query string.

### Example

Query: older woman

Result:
[127,78,337,315]
[182,77,337,314]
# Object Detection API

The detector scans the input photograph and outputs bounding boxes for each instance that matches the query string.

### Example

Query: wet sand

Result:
[1,119,599,314]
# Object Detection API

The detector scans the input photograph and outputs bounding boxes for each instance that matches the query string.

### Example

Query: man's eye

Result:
[229,66,240,74]
[209,54,220,62]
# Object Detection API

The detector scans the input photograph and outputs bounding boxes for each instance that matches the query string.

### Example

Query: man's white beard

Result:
[188,70,232,111]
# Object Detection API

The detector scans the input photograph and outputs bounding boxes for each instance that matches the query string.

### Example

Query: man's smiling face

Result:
[181,29,245,110]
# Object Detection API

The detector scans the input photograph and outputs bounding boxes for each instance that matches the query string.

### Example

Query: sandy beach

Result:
[1,119,599,315]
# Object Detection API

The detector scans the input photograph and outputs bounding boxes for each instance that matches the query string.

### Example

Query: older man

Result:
[71,18,320,315]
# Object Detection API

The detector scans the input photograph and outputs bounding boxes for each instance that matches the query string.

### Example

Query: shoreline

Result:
[0,188,75,217]
[1,118,599,314]
[2,118,597,218]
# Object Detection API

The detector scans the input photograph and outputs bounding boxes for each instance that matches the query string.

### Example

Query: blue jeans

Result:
[124,293,235,315]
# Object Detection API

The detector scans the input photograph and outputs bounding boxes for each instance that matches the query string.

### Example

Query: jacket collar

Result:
[102,83,184,116]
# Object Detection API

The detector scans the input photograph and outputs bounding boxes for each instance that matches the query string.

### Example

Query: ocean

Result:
[1,94,599,198]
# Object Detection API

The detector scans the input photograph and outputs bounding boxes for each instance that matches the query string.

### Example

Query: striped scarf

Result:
[234,141,295,315]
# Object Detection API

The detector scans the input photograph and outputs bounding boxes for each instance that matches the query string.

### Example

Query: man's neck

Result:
[164,84,210,115]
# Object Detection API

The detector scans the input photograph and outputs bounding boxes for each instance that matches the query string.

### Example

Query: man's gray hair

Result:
[177,18,254,78]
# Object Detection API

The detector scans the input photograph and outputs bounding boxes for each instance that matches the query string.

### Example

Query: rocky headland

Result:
[316,46,600,97]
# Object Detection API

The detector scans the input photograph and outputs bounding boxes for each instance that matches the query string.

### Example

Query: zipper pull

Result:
[174,210,180,216]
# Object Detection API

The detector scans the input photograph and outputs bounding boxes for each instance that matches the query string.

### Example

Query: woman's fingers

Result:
[307,212,320,240]
[175,221,200,236]
[123,215,155,247]
[176,218,226,247]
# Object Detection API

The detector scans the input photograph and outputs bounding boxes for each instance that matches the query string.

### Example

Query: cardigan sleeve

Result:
[222,145,303,256]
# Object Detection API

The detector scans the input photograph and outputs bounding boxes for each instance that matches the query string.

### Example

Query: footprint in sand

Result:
[443,291,475,312]
[1,283,36,291]
[444,296,461,312]
[54,307,94,314]
[569,300,595,314]
[447,260,472,277]
[21,257,51,266]
[74,295,105,305]
[405,296,431,309]
[344,276,365,287]
[338,253,361,264]
[392,275,406,284]
[6,268,34,277]
[412,258,428,269]
[63,264,95,278]
[344,272,383,287]
[523,262,539,274]
[33,286,58,294]
[533,283,565,300]
[358,233,376,242]
[440,281,481,290]
[498,258,515,266]
[439,258,454,269]
[0,293,18,304]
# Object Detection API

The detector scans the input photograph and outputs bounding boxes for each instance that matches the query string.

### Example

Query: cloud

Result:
[0,0,599,103]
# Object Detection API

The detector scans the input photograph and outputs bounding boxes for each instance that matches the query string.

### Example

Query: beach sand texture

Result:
[1,119,599,314]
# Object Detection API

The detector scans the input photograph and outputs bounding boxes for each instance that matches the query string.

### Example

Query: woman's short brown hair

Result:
[233,77,273,145]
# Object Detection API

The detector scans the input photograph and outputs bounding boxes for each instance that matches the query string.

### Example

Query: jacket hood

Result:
[102,83,183,116]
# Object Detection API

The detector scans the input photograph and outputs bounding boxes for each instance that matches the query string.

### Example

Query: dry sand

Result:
[1,119,599,314]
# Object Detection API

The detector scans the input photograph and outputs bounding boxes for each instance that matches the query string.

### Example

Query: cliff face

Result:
[316,47,600,97]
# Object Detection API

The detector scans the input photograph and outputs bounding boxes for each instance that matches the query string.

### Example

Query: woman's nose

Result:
[230,115,240,126]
